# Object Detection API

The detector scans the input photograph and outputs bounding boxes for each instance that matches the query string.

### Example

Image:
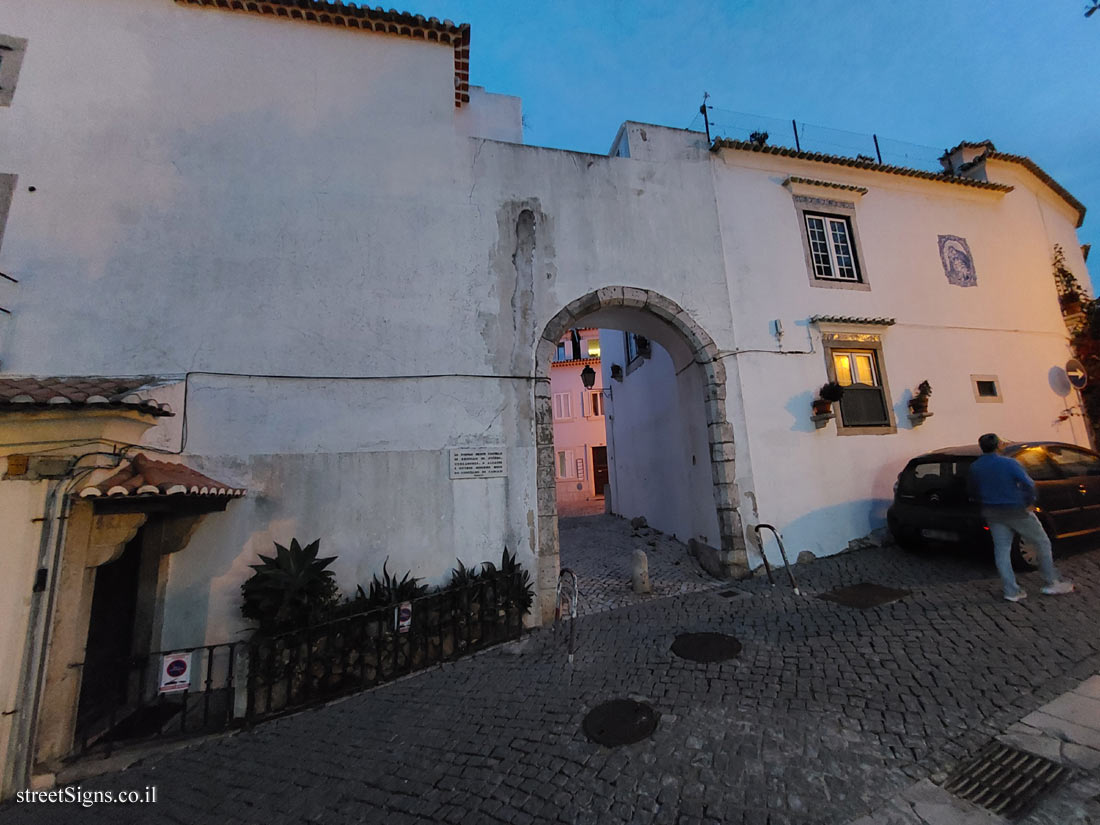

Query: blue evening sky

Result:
[428,0,1098,287]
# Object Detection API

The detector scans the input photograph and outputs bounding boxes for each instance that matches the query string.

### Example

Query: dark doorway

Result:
[76,529,143,739]
[592,446,609,498]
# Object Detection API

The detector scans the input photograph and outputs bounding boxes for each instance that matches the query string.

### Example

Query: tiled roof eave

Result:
[0,376,174,416]
[783,176,868,195]
[174,0,472,106]
[551,357,601,368]
[0,399,172,416]
[969,153,1087,228]
[810,315,896,326]
[78,454,246,500]
[711,139,1014,195]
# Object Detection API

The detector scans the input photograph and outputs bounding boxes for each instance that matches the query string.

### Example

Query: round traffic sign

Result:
[1066,358,1088,390]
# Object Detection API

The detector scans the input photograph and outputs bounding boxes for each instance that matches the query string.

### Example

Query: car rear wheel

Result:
[1010,536,1038,571]
[1009,522,1054,572]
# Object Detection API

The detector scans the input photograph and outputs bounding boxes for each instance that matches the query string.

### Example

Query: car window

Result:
[1013,447,1061,481]
[1045,446,1100,478]
[898,459,971,503]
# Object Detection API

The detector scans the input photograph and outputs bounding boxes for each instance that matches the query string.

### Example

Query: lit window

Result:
[805,213,861,281]
[586,339,600,358]
[831,348,889,427]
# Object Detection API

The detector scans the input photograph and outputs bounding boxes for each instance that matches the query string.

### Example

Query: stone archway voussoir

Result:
[595,285,625,306]
[564,292,602,319]
[619,287,649,309]
[541,307,577,343]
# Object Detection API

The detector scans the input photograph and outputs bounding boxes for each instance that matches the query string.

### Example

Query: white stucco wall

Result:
[599,333,720,546]
[710,148,1085,563]
[455,86,523,144]
[0,1,1090,661]
[0,3,736,650]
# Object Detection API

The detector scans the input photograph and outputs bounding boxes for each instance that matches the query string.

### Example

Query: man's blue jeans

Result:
[983,506,1060,597]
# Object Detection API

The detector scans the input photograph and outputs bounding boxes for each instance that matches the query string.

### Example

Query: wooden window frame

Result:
[821,330,897,435]
[793,195,871,291]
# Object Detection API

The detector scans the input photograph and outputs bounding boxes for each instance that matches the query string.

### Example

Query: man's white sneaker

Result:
[1040,580,1075,595]
[1004,590,1028,602]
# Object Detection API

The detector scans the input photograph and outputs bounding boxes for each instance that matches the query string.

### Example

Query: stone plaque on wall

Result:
[449,446,507,479]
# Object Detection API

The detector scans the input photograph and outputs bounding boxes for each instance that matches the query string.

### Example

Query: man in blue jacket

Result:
[967,433,1074,601]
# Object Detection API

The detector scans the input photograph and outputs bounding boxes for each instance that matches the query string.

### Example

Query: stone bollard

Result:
[632,549,651,594]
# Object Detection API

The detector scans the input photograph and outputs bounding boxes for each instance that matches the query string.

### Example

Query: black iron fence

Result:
[247,573,526,720]
[76,641,245,755]
[73,574,526,755]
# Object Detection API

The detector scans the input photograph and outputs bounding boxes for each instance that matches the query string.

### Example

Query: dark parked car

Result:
[886,441,1100,568]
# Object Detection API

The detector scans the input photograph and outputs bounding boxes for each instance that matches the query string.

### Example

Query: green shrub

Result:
[241,538,340,632]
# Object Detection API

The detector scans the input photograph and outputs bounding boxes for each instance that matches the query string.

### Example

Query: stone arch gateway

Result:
[531,286,747,620]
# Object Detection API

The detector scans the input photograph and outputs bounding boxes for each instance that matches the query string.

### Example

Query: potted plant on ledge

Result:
[811,382,844,428]
[908,380,933,424]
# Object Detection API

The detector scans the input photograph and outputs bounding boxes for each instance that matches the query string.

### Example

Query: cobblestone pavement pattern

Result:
[4,521,1100,825]
[558,515,722,617]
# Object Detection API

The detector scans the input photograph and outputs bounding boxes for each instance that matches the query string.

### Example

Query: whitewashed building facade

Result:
[0,0,1090,794]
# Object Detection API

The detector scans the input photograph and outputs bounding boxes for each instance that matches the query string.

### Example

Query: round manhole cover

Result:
[670,632,742,663]
[582,699,659,746]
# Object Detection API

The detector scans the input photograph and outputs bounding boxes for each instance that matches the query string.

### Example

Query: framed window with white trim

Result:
[821,329,896,434]
[793,195,870,291]
[552,392,573,421]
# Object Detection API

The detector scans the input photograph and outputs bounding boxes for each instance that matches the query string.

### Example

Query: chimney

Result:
[939,140,996,177]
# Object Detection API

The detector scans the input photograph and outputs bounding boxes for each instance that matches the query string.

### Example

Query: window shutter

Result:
[839,386,889,427]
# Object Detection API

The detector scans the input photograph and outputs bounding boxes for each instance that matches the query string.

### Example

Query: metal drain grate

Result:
[818,582,911,609]
[942,741,1068,819]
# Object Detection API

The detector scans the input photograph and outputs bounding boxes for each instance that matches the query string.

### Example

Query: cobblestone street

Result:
[4,525,1100,825]
[558,515,722,616]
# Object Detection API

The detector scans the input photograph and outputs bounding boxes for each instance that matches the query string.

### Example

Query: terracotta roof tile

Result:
[0,376,173,416]
[79,453,246,499]
[810,315,896,326]
[711,138,1014,195]
[783,176,869,195]
[175,0,472,106]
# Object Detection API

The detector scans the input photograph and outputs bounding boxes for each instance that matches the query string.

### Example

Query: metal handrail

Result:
[752,523,801,596]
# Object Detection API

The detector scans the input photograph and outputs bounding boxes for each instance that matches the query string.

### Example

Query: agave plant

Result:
[366,558,429,608]
[449,558,482,588]
[498,546,535,616]
[240,538,340,632]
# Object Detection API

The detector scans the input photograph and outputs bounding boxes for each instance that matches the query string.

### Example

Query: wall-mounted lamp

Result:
[580,364,597,389]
